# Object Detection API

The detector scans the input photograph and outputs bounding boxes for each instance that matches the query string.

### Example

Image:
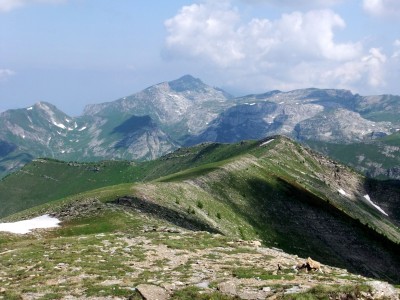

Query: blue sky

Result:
[0,0,399,115]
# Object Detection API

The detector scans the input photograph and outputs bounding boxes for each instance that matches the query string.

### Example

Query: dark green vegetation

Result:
[0,140,257,218]
[305,132,400,180]
[1,136,400,289]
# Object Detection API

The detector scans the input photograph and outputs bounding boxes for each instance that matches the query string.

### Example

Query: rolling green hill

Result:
[0,141,259,219]
[1,136,400,288]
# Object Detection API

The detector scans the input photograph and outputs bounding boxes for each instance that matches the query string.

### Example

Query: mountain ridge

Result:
[1,136,400,287]
[0,75,399,180]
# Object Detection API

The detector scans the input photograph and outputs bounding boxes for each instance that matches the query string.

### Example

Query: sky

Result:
[0,0,399,116]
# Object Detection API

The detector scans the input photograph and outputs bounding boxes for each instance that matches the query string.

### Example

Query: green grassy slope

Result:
[1,136,400,283]
[0,141,259,218]
[121,137,400,282]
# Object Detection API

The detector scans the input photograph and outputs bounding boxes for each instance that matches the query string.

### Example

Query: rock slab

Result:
[136,284,168,300]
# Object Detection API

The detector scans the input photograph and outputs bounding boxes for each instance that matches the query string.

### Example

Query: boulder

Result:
[218,281,237,295]
[136,284,168,300]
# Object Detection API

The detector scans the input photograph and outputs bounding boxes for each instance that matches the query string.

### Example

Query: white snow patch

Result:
[279,101,284,104]
[74,122,78,129]
[65,118,71,123]
[57,131,62,135]
[27,116,32,123]
[338,188,348,197]
[22,135,25,139]
[53,121,66,129]
[249,103,256,106]
[78,126,87,132]
[27,107,33,111]
[260,139,274,147]
[363,195,388,216]
[61,150,65,154]
[67,127,74,131]
[0,215,60,234]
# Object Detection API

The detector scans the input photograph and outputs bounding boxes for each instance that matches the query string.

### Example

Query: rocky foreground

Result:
[0,214,399,300]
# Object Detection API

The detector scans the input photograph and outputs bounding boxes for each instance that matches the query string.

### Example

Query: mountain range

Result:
[1,74,399,179]
[0,136,399,298]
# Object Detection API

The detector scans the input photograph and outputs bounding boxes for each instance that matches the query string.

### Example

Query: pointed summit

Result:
[168,74,207,93]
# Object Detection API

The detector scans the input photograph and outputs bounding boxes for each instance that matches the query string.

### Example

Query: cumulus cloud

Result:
[165,2,361,67]
[164,1,244,67]
[164,1,392,93]
[0,69,15,81]
[0,0,65,12]
[363,0,400,17]
[323,48,387,89]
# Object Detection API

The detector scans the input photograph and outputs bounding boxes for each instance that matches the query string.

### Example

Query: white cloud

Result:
[242,0,343,7]
[164,1,393,93]
[0,69,15,81]
[363,0,400,17]
[0,0,65,12]
[165,2,361,68]
[323,48,387,89]
[164,1,244,67]
[165,1,400,96]
[392,39,400,59]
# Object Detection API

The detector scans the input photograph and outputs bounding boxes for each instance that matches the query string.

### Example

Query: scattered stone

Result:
[238,290,264,300]
[136,284,168,300]
[367,281,399,300]
[195,281,209,289]
[284,285,304,294]
[218,281,237,295]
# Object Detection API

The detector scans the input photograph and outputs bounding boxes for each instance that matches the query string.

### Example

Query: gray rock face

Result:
[1,75,399,179]
[295,108,391,142]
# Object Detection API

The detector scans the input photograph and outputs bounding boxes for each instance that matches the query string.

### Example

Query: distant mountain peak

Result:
[168,74,207,93]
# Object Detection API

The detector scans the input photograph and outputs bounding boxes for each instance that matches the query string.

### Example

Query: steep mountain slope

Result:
[189,89,393,145]
[0,75,233,178]
[0,141,257,218]
[1,137,399,283]
[306,132,400,179]
[1,75,399,180]
[355,94,400,125]
[83,75,234,140]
